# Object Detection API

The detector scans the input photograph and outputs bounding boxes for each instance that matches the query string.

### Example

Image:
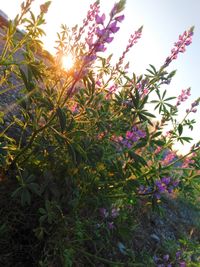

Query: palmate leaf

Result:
[177,136,193,144]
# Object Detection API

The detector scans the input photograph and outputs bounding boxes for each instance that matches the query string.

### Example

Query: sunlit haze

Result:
[1,0,200,154]
[61,54,74,71]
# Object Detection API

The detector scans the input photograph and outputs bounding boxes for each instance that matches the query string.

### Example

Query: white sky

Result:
[1,0,200,154]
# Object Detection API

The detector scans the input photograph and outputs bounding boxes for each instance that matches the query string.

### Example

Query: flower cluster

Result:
[76,1,100,42]
[155,177,179,199]
[116,26,143,69]
[121,127,146,148]
[84,6,125,67]
[186,98,200,113]
[176,88,191,106]
[106,83,119,98]
[137,184,152,195]
[70,102,79,114]
[137,176,179,199]
[164,27,194,67]
[99,207,120,230]
[136,78,149,97]
[161,151,177,166]
[155,146,162,155]
[111,134,123,143]
[181,153,195,168]
[153,250,186,267]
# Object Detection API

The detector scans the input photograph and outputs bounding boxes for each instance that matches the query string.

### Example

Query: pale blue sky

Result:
[1,0,200,153]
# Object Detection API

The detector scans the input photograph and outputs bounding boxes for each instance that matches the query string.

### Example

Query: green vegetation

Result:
[0,1,199,266]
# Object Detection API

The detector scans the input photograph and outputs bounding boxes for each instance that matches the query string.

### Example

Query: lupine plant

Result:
[0,0,200,266]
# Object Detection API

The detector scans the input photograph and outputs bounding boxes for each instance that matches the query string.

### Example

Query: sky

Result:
[1,0,200,154]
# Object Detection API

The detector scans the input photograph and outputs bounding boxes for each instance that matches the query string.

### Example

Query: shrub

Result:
[0,1,199,266]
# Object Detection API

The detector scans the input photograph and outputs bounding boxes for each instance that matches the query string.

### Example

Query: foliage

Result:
[0,0,199,266]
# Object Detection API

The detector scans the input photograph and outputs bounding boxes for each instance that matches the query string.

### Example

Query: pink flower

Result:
[71,103,79,114]
[116,27,143,68]
[176,88,191,106]
[96,80,102,87]
[164,27,194,67]
[162,151,176,166]
[155,146,162,154]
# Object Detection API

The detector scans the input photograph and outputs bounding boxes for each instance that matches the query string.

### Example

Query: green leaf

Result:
[56,107,66,133]
[133,140,147,149]
[27,183,41,196]
[19,67,29,90]
[149,64,157,74]
[178,124,183,136]
[167,70,177,78]
[152,131,162,138]
[21,188,31,206]
[11,187,23,198]
[67,142,77,164]
[152,139,165,146]
[74,143,87,160]
[129,151,147,166]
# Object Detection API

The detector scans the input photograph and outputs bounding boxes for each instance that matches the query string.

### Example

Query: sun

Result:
[61,54,74,71]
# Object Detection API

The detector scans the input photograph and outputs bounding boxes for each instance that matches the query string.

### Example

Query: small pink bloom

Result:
[155,146,162,154]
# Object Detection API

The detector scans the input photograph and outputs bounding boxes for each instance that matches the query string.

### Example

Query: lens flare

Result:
[61,54,74,70]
